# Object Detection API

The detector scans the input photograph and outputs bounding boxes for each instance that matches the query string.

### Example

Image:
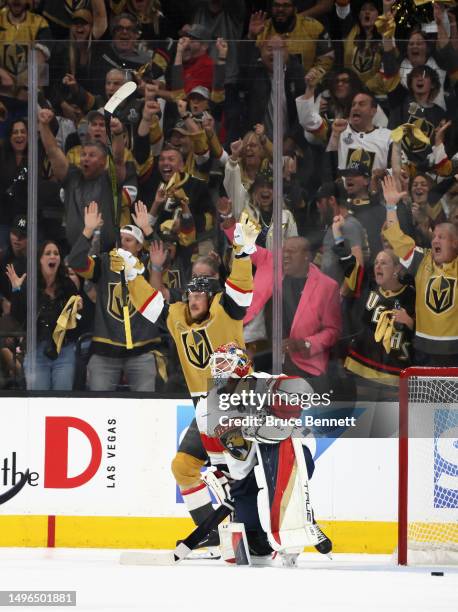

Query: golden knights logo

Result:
[2,44,27,77]
[404,117,433,153]
[182,328,212,369]
[65,0,88,15]
[107,282,136,322]
[165,269,181,289]
[352,42,378,74]
[345,148,374,174]
[426,276,456,314]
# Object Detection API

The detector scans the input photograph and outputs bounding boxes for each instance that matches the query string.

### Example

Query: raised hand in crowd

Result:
[145,82,159,101]
[175,37,190,64]
[216,196,234,227]
[434,119,452,147]
[283,156,297,181]
[132,201,154,237]
[149,240,168,269]
[38,108,55,125]
[215,37,228,62]
[142,99,161,122]
[332,118,348,136]
[5,264,26,291]
[83,201,103,239]
[202,113,215,136]
[382,174,407,207]
[110,117,124,136]
[248,11,267,40]
[150,185,168,218]
[62,73,78,91]
[305,67,322,95]
[332,214,345,240]
[230,138,243,161]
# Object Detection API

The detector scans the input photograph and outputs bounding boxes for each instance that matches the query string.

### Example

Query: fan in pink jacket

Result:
[224,226,342,376]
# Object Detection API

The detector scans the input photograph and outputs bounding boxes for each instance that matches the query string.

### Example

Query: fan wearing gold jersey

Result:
[383,174,458,366]
[113,213,259,547]
[0,0,52,93]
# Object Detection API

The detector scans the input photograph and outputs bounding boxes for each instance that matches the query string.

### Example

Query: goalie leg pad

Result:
[254,440,319,552]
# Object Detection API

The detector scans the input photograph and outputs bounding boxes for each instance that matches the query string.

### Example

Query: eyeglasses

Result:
[114,25,137,34]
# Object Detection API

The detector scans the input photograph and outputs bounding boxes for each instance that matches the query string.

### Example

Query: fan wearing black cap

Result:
[339,159,415,265]
[173,25,215,94]
[315,181,367,285]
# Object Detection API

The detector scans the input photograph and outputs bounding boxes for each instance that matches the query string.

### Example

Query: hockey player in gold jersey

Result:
[114,213,260,546]
[382,174,458,365]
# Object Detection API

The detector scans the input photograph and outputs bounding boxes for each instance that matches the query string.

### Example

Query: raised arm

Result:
[38,109,69,182]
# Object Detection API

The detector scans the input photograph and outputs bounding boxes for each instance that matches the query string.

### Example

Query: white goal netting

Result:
[405,375,458,565]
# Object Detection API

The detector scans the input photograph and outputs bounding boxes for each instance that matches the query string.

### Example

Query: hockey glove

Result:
[109,248,145,281]
[233,211,261,256]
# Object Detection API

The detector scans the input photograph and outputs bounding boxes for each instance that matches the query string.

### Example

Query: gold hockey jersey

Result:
[128,255,254,395]
[384,222,458,354]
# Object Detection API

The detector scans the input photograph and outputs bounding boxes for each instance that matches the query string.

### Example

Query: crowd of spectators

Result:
[0,0,458,394]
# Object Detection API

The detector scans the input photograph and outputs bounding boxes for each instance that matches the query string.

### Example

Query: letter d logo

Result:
[44,417,102,488]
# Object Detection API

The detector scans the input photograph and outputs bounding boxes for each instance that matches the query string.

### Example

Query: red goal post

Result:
[398,367,458,566]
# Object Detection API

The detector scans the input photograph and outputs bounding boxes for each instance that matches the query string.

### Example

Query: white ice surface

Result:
[0,548,457,612]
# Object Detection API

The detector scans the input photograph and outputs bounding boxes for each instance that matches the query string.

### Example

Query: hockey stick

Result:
[0,470,29,505]
[120,502,233,566]
[104,82,137,349]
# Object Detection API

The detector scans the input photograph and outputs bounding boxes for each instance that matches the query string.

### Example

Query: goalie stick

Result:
[120,502,233,566]
[103,81,137,349]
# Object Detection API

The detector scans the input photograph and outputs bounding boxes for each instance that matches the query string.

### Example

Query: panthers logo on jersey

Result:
[107,282,136,322]
[182,328,213,369]
[219,427,252,461]
[426,275,456,314]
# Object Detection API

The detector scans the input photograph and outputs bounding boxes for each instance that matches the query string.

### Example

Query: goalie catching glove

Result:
[233,211,261,256]
[109,248,145,281]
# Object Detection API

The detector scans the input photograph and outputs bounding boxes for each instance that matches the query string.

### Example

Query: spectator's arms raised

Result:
[38,109,69,182]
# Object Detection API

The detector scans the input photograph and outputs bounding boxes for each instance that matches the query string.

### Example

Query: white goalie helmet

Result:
[209,343,252,380]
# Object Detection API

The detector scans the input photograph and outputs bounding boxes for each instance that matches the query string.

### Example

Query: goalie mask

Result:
[209,343,252,381]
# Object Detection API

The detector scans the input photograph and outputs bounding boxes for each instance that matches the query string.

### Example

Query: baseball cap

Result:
[121,224,144,244]
[187,86,210,100]
[315,182,338,200]
[86,109,105,124]
[187,24,212,41]
[171,119,190,135]
[339,162,371,177]
[11,215,27,237]
[72,9,93,25]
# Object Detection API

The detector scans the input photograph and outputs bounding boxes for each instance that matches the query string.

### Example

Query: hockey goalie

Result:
[193,342,332,567]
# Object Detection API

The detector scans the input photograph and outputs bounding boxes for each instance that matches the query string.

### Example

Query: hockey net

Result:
[398,368,458,565]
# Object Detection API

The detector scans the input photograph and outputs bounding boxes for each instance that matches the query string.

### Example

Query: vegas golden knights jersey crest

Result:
[345,148,374,173]
[165,269,181,289]
[107,282,136,322]
[353,44,376,74]
[404,117,433,153]
[181,328,213,370]
[426,275,456,314]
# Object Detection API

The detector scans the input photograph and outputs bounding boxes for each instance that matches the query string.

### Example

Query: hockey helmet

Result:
[183,276,221,301]
[209,342,252,379]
